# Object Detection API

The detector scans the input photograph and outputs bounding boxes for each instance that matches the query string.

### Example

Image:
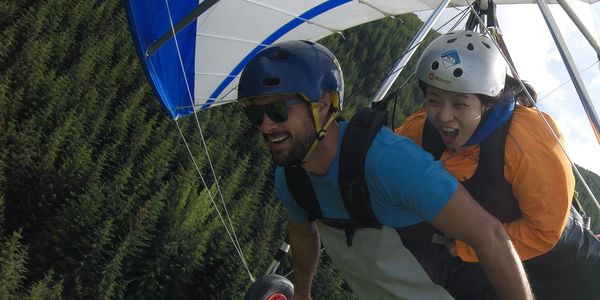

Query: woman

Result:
[395,30,600,299]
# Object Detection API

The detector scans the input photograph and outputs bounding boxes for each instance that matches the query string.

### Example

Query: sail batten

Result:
[124,0,599,118]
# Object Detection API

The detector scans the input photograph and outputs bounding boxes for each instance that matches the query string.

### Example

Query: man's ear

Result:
[319,92,332,114]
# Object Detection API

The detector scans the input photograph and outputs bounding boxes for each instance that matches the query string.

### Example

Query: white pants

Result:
[316,221,454,300]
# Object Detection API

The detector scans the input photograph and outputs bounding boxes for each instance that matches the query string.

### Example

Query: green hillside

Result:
[0,1,598,298]
[574,166,600,232]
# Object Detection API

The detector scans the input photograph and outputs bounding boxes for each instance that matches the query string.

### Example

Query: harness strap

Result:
[423,111,521,222]
[423,119,445,160]
[477,111,513,188]
[284,108,387,246]
[339,108,388,223]
[284,166,322,220]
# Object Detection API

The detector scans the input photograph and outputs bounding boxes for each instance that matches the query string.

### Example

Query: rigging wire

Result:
[163,0,255,282]
[590,0,600,71]
[154,1,469,282]
[345,6,471,106]
[537,60,600,103]
[464,0,600,212]
[590,1,600,51]
[153,1,600,282]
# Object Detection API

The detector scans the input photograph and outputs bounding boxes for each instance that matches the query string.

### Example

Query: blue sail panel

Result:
[124,0,197,118]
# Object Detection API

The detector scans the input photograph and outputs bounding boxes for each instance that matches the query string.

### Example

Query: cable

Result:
[164,0,254,282]
[537,60,600,103]
[464,0,600,212]
[344,7,471,106]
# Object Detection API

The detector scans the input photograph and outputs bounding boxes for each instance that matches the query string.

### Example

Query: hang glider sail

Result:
[124,0,599,119]
[124,0,436,118]
[124,1,600,297]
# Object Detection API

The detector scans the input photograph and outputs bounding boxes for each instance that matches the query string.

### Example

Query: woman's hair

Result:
[479,75,537,108]
[418,75,537,108]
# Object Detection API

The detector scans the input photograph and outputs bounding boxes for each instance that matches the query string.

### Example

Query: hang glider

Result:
[124,0,597,120]
[124,1,600,298]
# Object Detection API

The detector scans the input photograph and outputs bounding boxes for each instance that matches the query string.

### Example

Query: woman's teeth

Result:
[441,127,458,135]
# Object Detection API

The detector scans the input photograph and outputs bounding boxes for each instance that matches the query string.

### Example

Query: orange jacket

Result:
[395,106,575,262]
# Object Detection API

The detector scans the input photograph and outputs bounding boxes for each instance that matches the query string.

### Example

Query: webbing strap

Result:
[284,108,387,230]
[339,108,387,223]
[476,112,513,186]
[284,165,322,220]
[423,111,522,222]
[423,119,446,160]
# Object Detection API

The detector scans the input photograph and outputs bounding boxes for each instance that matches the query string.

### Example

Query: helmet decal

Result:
[441,49,461,68]
[415,30,506,96]
[430,73,452,85]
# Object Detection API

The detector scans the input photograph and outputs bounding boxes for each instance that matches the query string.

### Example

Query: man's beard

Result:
[270,127,317,166]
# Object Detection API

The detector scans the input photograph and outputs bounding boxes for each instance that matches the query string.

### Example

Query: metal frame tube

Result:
[536,0,600,145]
[147,0,220,56]
[369,0,451,104]
[556,0,600,58]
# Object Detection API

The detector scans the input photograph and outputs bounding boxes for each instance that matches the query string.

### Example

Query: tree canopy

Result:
[0,1,598,299]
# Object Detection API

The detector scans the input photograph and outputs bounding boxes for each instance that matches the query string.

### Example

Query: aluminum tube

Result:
[556,0,600,58]
[536,0,600,145]
[369,0,451,104]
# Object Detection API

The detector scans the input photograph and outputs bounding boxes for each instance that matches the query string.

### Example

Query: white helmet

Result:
[416,30,507,97]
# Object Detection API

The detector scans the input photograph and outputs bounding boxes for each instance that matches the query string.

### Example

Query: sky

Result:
[415,1,600,176]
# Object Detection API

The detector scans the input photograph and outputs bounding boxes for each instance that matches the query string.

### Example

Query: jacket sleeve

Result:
[455,107,575,262]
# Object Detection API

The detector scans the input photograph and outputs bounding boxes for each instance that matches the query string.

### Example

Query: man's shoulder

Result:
[373,125,423,152]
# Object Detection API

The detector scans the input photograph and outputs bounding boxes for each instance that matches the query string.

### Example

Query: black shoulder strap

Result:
[423,118,446,160]
[283,107,386,231]
[338,107,387,223]
[284,165,321,220]
[477,113,513,185]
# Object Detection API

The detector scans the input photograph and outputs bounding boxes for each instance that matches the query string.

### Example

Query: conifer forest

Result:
[1,1,599,299]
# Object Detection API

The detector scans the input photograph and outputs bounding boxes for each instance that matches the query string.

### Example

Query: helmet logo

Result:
[428,72,451,85]
[441,49,461,68]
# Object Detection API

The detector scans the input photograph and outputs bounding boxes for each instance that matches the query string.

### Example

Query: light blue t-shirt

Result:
[275,121,458,227]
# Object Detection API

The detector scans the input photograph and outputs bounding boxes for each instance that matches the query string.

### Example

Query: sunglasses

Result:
[242,96,306,125]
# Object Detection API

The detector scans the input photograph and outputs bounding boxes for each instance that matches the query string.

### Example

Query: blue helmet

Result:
[238,40,343,110]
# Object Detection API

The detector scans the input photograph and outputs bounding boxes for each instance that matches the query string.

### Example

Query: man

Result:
[237,40,532,300]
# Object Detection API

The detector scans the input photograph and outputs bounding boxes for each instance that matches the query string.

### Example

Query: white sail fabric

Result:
[124,0,599,118]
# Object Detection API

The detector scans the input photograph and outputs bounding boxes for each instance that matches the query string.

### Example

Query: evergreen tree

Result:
[1,1,599,299]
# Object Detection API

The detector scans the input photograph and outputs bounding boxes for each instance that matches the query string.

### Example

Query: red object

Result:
[266,293,288,300]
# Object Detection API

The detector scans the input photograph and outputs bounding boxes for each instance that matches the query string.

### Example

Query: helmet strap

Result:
[300,92,341,163]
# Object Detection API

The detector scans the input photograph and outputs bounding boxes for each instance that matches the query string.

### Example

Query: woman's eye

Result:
[427,99,439,106]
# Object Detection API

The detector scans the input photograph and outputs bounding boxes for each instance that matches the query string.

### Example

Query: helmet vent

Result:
[447,38,457,43]
[467,43,474,50]
[431,61,439,70]
[453,68,463,77]
[466,33,473,37]
[262,77,280,86]
[481,41,491,49]
[275,49,289,59]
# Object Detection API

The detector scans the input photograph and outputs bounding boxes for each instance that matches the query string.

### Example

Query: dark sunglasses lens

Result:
[244,106,265,125]
[265,102,288,122]
[244,97,299,125]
